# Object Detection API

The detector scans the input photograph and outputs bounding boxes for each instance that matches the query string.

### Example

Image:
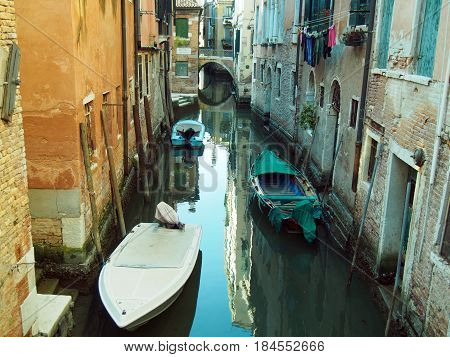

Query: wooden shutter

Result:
[377,0,394,69]
[2,43,20,122]
[417,0,442,77]
[176,18,189,38]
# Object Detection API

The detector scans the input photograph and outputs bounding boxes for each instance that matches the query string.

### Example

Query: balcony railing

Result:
[199,48,233,59]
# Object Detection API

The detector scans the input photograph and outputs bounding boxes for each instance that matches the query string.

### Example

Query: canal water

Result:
[79,85,385,337]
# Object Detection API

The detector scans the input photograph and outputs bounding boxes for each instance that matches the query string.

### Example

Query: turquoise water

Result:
[83,93,385,337]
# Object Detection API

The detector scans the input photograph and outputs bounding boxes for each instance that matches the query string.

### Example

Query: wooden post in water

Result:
[100,108,127,239]
[133,104,151,202]
[143,96,154,145]
[385,181,412,336]
[347,143,383,287]
[79,123,104,264]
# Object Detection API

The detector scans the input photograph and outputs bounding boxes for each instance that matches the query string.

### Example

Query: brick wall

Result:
[357,71,449,336]
[0,0,35,336]
[172,11,200,94]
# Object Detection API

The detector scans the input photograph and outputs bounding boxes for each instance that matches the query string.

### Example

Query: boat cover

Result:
[155,202,180,226]
[268,200,318,243]
[251,150,299,177]
[114,224,195,269]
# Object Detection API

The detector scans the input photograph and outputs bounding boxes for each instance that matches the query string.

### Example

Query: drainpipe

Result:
[121,0,129,176]
[134,0,140,117]
[418,56,450,260]
[351,0,377,192]
[293,0,303,144]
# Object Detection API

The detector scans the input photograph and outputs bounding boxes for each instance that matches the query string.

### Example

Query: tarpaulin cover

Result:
[267,199,321,243]
[251,150,299,177]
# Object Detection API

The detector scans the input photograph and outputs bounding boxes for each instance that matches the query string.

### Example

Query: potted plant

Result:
[341,27,367,47]
[298,103,318,130]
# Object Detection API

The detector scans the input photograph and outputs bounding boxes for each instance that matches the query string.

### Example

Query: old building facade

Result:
[251,0,449,336]
[354,0,449,336]
[172,0,203,94]
[232,0,255,104]
[203,0,235,51]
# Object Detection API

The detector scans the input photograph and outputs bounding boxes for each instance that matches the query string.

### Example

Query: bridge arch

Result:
[198,60,236,83]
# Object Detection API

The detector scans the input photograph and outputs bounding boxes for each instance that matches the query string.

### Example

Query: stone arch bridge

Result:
[199,48,235,81]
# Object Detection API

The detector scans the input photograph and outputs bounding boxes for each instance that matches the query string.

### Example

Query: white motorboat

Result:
[98,203,202,331]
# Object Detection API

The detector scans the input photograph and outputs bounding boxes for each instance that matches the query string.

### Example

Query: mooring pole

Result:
[101,108,127,239]
[133,104,151,202]
[80,123,104,264]
[347,143,383,287]
[385,181,412,336]
[144,96,154,145]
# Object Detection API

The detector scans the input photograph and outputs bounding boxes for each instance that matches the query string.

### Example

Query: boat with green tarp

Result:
[250,150,322,242]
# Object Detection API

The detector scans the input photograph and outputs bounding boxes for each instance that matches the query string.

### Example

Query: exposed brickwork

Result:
[0,0,35,337]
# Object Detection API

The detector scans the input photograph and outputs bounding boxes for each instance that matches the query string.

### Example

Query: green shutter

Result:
[2,43,20,122]
[417,0,442,77]
[377,0,394,69]
[176,18,189,38]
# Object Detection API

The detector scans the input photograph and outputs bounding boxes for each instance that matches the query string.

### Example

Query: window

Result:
[84,101,95,155]
[145,54,150,95]
[304,0,332,31]
[176,18,189,38]
[441,201,450,261]
[253,63,257,81]
[366,138,378,181]
[277,66,282,98]
[319,85,324,108]
[224,6,232,17]
[254,6,259,44]
[416,0,442,77]
[292,71,297,106]
[349,0,371,27]
[175,61,188,77]
[260,63,265,83]
[138,55,143,100]
[350,99,359,128]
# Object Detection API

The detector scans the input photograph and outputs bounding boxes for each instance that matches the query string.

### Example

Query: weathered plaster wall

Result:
[16,0,136,262]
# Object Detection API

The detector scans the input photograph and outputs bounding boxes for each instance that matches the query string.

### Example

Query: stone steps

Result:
[37,278,60,295]
[57,287,79,303]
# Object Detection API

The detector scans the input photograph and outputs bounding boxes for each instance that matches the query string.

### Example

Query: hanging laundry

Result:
[328,24,337,48]
[323,29,332,59]
[306,35,315,66]
[314,34,322,66]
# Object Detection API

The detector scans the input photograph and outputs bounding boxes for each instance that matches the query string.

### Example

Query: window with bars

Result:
[350,99,359,128]
[175,61,188,77]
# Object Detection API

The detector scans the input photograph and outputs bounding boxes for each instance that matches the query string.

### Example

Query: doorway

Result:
[379,154,417,275]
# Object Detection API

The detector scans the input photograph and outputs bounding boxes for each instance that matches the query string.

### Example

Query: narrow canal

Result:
[78,83,385,337]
